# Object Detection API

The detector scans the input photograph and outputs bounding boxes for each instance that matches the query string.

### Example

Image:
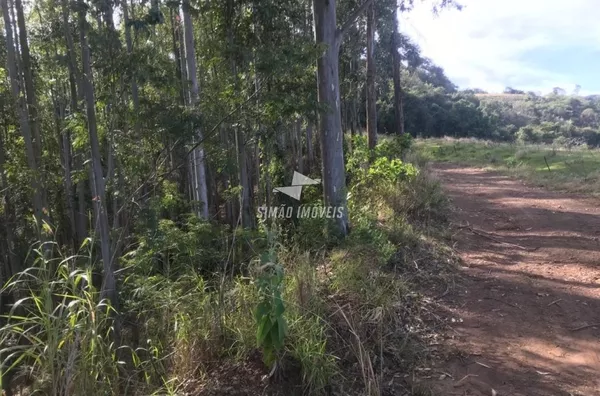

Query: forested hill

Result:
[383,52,600,147]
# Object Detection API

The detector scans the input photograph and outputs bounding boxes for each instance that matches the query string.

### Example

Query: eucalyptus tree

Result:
[313,0,374,236]
[182,0,209,220]
[1,0,48,243]
[391,6,404,135]
[0,92,19,278]
[76,0,117,308]
[365,1,377,148]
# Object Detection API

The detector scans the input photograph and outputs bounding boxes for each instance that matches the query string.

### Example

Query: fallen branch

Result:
[547,298,562,307]
[483,296,524,311]
[434,284,450,300]
[544,156,551,172]
[453,374,478,387]
[457,224,538,252]
[474,361,492,369]
[570,323,600,332]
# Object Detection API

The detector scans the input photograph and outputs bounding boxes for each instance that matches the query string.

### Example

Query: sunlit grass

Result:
[414,138,600,195]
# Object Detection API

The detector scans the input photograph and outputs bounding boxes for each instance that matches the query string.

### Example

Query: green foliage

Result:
[347,136,418,219]
[374,49,600,147]
[280,251,336,393]
[126,216,266,277]
[375,134,414,159]
[290,214,340,251]
[253,250,287,367]
[388,166,449,224]
[126,217,225,276]
[0,245,122,395]
[368,157,417,184]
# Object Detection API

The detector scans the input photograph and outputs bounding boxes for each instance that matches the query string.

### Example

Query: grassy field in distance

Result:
[414,138,600,196]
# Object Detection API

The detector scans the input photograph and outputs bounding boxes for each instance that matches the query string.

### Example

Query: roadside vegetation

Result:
[0,0,470,394]
[415,138,600,195]
[1,135,457,395]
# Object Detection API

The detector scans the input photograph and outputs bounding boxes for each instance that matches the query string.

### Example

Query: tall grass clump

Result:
[0,243,123,395]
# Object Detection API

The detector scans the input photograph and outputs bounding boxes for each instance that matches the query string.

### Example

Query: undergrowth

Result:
[0,135,457,395]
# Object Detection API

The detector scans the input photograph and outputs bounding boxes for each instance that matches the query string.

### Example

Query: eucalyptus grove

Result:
[0,0,459,336]
[0,0,473,393]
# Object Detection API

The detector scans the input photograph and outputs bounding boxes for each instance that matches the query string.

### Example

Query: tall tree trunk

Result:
[182,0,209,219]
[170,8,189,204]
[236,129,253,228]
[366,3,377,150]
[15,0,43,166]
[2,0,47,240]
[77,3,117,310]
[61,0,83,101]
[220,126,235,226]
[122,0,140,136]
[0,126,19,277]
[312,0,348,235]
[8,0,19,55]
[56,101,77,248]
[75,156,88,243]
[312,0,373,236]
[99,0,121,241]
[254,143,261,206]
[353,56,360,135]
[295,118,304,173]
[306,120,314,173]
[392,15,405,135]
[61,0,87,244]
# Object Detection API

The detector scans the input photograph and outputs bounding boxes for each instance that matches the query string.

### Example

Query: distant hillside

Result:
[475,93,528,101]
[464,90,600,146]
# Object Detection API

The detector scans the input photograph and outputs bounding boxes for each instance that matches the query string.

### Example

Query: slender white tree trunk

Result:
[78,3,117,308]
[122,0,140,136]
[2,0,47,240]
[295,118,304,173]
[237,129,253,228]
[60,0,87,244]
[182,0,209,219]
[0,129,19,276]
[392,11,405,135]
[366,3,377,150]
[15,0,43,165]
[306,120,314,173]
[312,0,374,235]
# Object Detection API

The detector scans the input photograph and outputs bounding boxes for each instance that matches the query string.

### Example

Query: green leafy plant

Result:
[368,157,417,183]
[376,134,414,159]
[254,250,287,367]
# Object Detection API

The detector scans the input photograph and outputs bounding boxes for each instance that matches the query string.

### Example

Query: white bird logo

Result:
[273,171,321,201]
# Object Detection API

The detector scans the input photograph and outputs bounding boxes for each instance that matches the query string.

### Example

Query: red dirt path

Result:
[428,164,600,396]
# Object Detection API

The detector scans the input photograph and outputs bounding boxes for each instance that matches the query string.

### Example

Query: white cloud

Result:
[399,0,600,94]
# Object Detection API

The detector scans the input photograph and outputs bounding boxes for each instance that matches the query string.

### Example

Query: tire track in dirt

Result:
[428,164,600,396]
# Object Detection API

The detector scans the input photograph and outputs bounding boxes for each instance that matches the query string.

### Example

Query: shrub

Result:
[516,126,536,143]
[514,148,530,160]
[385,167,449,225]
[376,134,414,159]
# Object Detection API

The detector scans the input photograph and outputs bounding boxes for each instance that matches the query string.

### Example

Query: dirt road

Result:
[429,164,600,396]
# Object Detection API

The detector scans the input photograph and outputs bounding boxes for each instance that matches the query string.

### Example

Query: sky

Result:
[399,0,600,95]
